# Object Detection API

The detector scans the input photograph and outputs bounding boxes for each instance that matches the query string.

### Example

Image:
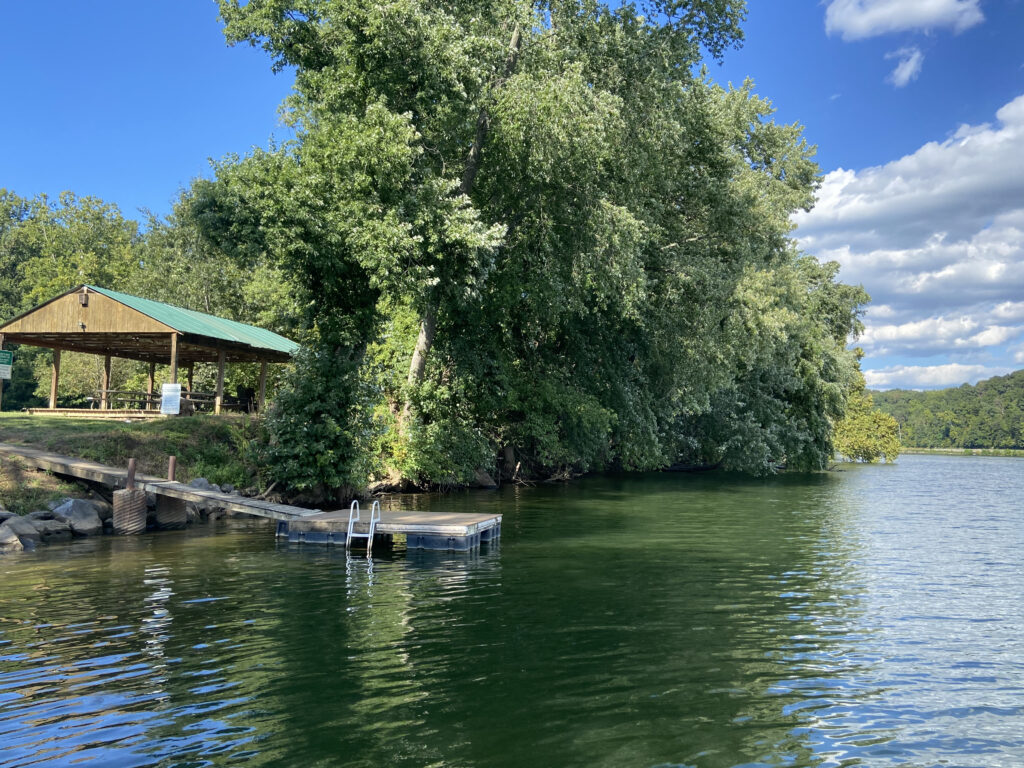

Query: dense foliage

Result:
[191,0,870,491]
[834,372,900,463]
[873,370,1024,449]
[2,1,873,494]
[0,189,297,410]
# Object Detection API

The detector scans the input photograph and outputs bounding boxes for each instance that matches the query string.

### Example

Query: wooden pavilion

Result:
[0,285,299,416]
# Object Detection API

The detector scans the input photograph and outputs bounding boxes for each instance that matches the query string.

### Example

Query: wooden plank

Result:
[49,349,61,409]
[101,355,111,409]
[26,408,157,420]
[0,443,320,521]
[0,332,5,413]
[0,289,175,335]
[257,361,267,412]
[140,481,321,521]
[169,333,179,384]
[215,349,225,415]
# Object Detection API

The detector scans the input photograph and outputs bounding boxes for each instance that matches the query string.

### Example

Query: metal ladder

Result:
[346,500,381,555]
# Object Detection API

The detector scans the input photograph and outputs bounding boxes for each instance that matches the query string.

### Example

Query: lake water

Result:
[1,454,1022,767]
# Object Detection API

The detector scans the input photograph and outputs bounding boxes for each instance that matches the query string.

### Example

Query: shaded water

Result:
[1,454,1022,767]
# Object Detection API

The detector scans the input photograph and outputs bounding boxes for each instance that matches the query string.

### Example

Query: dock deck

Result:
[0,442,501,550]
[280,509,502,551]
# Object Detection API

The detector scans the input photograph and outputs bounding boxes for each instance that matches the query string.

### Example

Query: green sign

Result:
[0,350,12,380]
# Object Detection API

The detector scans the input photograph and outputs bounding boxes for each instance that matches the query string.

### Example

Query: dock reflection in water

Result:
[0,455,1022,767]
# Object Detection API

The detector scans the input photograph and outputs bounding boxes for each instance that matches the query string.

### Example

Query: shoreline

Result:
[899,447,1024,457]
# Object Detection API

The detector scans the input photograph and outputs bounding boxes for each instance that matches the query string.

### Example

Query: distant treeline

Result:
[873,370,1024,449]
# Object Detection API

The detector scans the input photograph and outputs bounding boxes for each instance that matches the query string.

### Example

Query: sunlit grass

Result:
[0,413,258,488]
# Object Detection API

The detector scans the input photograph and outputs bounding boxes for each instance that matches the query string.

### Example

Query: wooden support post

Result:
[169,333,179,384]
[187,362,194,393]
[147,362,155,408]
[215,349,226,415]
[0,333,5,413]
[101,354,111,409]
[257,361,268,413]
[49,349,62,409]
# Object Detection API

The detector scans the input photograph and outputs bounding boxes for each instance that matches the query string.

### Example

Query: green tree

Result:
[835,373,901,463]
[0,190,143,408]
[198,0,866,492]
[873,369,1024,450]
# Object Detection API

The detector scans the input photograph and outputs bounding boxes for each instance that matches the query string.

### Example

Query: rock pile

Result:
[0,478,244,553]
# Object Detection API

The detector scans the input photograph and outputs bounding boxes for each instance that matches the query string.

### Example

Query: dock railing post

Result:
[167,455,176,482]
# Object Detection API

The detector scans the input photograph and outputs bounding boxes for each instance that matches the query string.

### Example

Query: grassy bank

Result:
[0,455,90,515]
[0,413,259,498]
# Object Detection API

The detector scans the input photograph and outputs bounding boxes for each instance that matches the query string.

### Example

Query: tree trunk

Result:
[399,26,522,428]
[400,305,437,427]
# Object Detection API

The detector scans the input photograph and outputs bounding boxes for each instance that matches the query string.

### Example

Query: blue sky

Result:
[3,1,1023,389]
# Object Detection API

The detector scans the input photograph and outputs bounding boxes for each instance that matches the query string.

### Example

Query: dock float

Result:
[277,509,502,551]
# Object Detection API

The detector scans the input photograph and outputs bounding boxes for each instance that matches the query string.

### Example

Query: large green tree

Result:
[199,0,865,491]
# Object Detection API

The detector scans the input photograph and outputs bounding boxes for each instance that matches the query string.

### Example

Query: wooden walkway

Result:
[0,442,319,521]
[0,443,503,549]
[25,408,159,421]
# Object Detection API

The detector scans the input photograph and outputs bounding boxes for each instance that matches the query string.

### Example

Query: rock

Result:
[46,498,67,511]
[474,468,498,489]
[89,499,113,522]
[186,503,202,523]
[220,484,235,494]
[0,523,25,552]
[30,517,72,541]
[53,499,106,535]
[146,492,157,509]
[189,477,214,491]
[28,508,67,523]
[66,508,103,536]
[3,516,42,544]
[0,510,15,524]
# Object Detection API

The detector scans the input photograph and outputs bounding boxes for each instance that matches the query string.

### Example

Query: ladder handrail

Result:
[346,500,382,555]
[367,501,381,555]
[345,500,360,549]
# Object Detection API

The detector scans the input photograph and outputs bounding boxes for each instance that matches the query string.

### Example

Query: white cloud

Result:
[796,94,1024,378]
[859,314,1024,356]
[825,0,984,41]
[865,363,1012,390]
[886,46,924,87]
[993,301,1024,321]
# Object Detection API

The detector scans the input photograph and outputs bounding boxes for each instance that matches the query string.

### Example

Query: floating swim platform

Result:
[277,509,502,551]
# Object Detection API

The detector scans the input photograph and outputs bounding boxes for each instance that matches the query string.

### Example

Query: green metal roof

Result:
[87,285,299,356]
